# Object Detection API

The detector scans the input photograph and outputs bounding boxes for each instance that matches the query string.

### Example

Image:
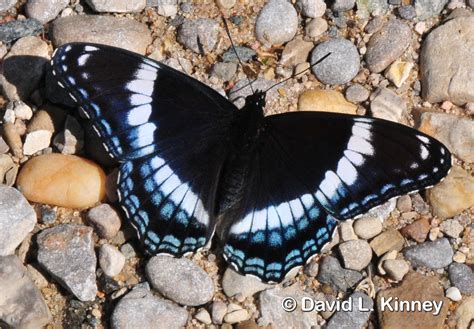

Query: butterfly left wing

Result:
[220,112,451,282]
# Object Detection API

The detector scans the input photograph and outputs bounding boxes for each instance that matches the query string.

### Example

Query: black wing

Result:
[51,43,237,255]
[220,112,451,282]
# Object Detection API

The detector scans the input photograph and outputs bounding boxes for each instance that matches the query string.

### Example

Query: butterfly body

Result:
[51,43,451,283]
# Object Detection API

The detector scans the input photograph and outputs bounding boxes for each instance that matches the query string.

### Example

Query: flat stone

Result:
[377,272,449,328]
[382,259,409,281]
[448,263,474,294]
[0,186,36,256]
[255,0,298,46]
[420,17,474,105]
[224,308,249,324]
[454,296,474,328]
[415,0,449,20]
[87,204,122,239]
[418,112,474,163]
[259,285,320,328]
[37,224,97,301]
[385,60,413,88]
[222,46,256,63]
[426,166,474,218]
[51,15,152,55]
[400,217,430,243]
[298,89,357,114]
[146,255,214,306]
[25,0,69,24]
[0,255,51,328]
[211,301,227,325]
[370,229,405,257]
[305,17,328,40]
[177,18,219,54]
[0,18,43,43]
[296,0,326,18]
[404,238,453,269]
[195,308,212,325]
[356,0,389,18]
[222,267,273,298]
[370,87,406,122]
[439,219,464,238]
[317,256,363,292]
[23,130,53,155]
[332,0,355,11]
[280,38,314,67]
[365,19,411,73]
[111,284,188,329]
[345,84,370,103]
[338,240,372,271]
[86,0,146,12]
[327,292,373,329]
[339,220,357,241]
[2,123,22,158]
[353,216,383,240]
[99,244,125,277]
[0,36,49,101]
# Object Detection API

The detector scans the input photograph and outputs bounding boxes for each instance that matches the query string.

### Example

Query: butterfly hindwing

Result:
[51,43,237,255]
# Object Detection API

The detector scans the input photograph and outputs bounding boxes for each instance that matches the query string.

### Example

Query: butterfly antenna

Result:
[262,52,332,94]
[222,16,255,94]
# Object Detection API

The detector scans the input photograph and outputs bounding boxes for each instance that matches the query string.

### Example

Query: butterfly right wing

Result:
[51,43,237,255]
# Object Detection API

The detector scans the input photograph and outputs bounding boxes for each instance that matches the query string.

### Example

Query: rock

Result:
[0,36,49,101]
[296,0,326,18]
[12,100,33,120]
[280,38,313,67]
[339,220,357,241]
[439,219,463,238]
[195,308,212,325]
[26,264,49,289]
[216,0,235,9]
[353,216,383,240]
[222,46,256,63]
[17,154,106,209]
[0,18,43,43]
[415,0,449,20]
[446,287,462,302]
[211,301,227,325]
[370,229,405,257]
[25,0,68,24]
[255,0,298,46]
[111,284,188,329]
[400,217,430,243]
[404,238,453,269]
[298,89,357,114]
[365,16,384,34]
[370,87,406,122]
[420,17,474,105]
[326,292,373,329]
[418,112,474,163]
[304,259,319,277]
[2,123,22,158]
[0,137,9,154]
[37,224,97,301]
[51,15,152,55]
[146,255,214,306]
[453,251,467,264]
[382,259,409,281]
[87,204,122,239]
[0,186,36,256]
[356,0,389,18]
[449,263,474,294]
[222,267,273,298]
[86,0,146,12]
[155,0,178,16]
[0,154,18,186]
[396,195,412,212]
[23,130,53,155]
[377,272,449,328]
[305,17,328,40]
[345,84,370,103]
[385,60,413,88]
[177,18,219,54]
[0,256,51,328]
[426,166,474,218]
[99,244,125,277]
[398,5,417,19]
[317,256,363,292]
[310,38,360,85]
[119,243,136,259]
[224,308,249,324]
[259,285,320,328]
[211,62,237,81]
[454,296,474,329]
[52,115,84,155]
[332,0,355,11]
[338,240,372,271]
[365,19,411,73]
[0,0,16,11]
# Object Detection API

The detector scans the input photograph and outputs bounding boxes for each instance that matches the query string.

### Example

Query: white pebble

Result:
[99,244,125,277]
[446,287,462,301]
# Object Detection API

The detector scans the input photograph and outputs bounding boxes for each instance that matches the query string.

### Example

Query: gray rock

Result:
[353,216,383,239]
[420,16,474,105]
[398,5,417,19]
[0,154,17,186]
[222,46,256,63]
[51,15,152,55]
[111,284,188,329]
[211,62,237,81]
[296,0,326,18]
[255,0,298,46]
[439,219,464,238]
[0,18,43,43]
[280,38,314,67]
[37,224,98,301]
[449,263,474,294]
[99,244,125,277]
[259,285,320,328]
[311,38,360,85]
[317,256,363,292]
[469,0,474,8]
[177,18,219,54]
[338,240,372,271]
[0,0,17,12]
[211,301,227,325]
[305,17,328,40]
[146,255,214,306]
[155,0,177,16]
[0,256,51,328]
[331,0,355,11]
[25,0,68,24]
[87,203,122,239]
[0,36,49,101]
[0,186,36,256]
[415,0,449,20]
[120,243,136,259]
[364,16,384,34]
[53,115,84,155]
[326,292,373,329]
[404,238,454,269]
[356,0,389,18]
[370,87,406,122]
[345,84,370,103]
[222,267,273,298]
[86,0,146,12]
[229,78,277,109]
[365,19,411,73]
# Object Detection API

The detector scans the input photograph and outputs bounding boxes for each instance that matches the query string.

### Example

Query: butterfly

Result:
[50,43,452,283]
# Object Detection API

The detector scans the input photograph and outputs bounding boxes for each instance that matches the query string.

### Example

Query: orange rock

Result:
[16,154,106,209]
[298,89,357,114]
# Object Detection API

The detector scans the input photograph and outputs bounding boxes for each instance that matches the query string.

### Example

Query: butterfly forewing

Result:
[51,43,236,255]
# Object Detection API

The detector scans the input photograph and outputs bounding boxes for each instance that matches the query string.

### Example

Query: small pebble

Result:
[396,195,412,212]
[446,287,462,302]
[398,5,416,19]
[195,309,212,325]
[331,0,355,11]
[222,46,256,63]
[345,84,370,103]
[353,216,383,240]
[255,0,298,46]
[400,217,430,243]
[370,87,406,122]
[211,62,237,81]
[404,238,454,269]
[87,204,122,239]
[224,309,249,324]
[449,263,474,294]
[439,219,464,238]
[304,259,319,277]
[211,301,227,325]
[13,101,33,120]
[216,0,235,9]
[25,0,68,24]
[99,244,126,277]
[154,0,177,16]
[296,0,326,18]
[382,259,409,281]
[453,251,466,264]
[338,240,372,271]
[120,243,137,259]
[177,18,219,54]
[339,220,357,241]
[85,0,146,12]
[0,19,43,43]
[369,229,405,256]
[305,17,328,40]
[317,256,362,292]
[222,267,272,298]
